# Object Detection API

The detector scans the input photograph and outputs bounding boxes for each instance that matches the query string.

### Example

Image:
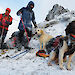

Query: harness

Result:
[51,34,75,56]
[50,35,75,56]
[46,35,63,54]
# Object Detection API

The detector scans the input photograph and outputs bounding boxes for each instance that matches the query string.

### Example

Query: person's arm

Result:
[32,12,37,28]
[16,7,24,16]
[9,17,13,25]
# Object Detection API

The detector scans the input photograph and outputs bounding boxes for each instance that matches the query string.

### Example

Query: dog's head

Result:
[35,28,44,36]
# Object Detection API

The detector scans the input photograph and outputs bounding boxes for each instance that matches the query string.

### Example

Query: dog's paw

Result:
[67,67,72,71]
[48,62,52,66]
[60,67,64,70]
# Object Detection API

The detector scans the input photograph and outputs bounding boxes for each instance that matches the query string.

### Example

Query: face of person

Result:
[5,10,10,15]
[30,5,34,9]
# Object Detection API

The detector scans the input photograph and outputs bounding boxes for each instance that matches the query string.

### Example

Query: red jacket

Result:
[0,13,12,30]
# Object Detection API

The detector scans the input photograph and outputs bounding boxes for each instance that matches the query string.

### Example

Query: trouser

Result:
[0,28,8,48]
[19,27,32,43]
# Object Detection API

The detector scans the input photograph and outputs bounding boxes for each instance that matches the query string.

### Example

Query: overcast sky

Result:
[0,0,75,23]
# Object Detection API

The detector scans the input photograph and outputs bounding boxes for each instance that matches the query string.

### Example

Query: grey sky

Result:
[0,0,75,23]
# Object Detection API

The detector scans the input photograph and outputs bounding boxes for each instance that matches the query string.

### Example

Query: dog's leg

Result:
[48,51,56,66]
[59,49,64,70]
[40,43,42,50]
[55,58,59,65]
[43,43,45,50]
[59,41,68,70]
[67,53,75,70]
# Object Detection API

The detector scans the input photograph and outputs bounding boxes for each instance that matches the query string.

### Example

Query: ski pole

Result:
[9,50,30,59]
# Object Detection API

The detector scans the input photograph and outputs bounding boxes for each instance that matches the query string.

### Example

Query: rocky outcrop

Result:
[45,4,69,21]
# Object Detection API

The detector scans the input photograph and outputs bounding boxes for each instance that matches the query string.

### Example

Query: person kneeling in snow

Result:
[0,8,13,49]
[17,1,37,49]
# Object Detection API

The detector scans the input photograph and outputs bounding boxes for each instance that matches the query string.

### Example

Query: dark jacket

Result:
[17,1,36,31]
[65,21,75,35]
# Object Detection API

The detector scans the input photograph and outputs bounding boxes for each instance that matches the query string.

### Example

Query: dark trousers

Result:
[0,28,8,48]
[19,27,32,43]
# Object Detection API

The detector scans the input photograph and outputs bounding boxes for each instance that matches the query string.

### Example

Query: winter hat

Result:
[27,1,34,9]
[6,8,11,13]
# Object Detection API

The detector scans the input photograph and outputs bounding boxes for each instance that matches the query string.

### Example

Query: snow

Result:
[0,49,75,75]
[1,9,75,75]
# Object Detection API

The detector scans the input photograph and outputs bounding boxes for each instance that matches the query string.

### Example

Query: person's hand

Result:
[19,12,22,16]
[17,11,22,16]
[19,12,22,14]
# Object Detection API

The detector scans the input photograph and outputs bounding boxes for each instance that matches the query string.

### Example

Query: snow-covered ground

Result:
[0,47,75,75]
[0,12,75,75]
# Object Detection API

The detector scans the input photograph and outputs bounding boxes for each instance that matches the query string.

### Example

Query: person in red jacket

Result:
[0,8,13,49]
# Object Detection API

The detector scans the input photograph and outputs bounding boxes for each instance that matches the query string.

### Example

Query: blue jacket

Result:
[17,1,36,31]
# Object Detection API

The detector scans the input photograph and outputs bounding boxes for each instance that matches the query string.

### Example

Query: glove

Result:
[17,11,22,16]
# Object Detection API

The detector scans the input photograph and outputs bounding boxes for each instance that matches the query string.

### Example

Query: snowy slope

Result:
[1,8,75,75]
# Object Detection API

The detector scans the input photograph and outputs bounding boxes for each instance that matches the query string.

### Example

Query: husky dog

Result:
[46,35,75,70]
